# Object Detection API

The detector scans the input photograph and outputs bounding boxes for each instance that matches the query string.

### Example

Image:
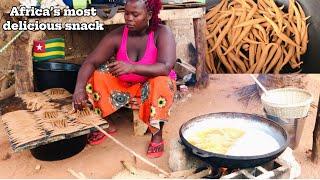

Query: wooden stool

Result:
[132,109,148,136]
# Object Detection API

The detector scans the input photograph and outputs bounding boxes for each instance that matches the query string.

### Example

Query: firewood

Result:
[121,161,137,175]
[0,84,15,101]
[186,167,212,179]
[169,168,197,178]
[67,168,87,179]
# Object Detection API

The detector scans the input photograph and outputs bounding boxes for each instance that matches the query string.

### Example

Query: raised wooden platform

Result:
[1,88,108,152]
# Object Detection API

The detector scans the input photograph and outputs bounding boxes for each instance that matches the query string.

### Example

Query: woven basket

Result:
[261,88,313,119]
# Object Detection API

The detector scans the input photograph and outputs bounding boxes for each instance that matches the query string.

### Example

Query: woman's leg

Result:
[86,71,139,144]
[139,76,176,158]
[151,122,163,143]
[105,118,117,132]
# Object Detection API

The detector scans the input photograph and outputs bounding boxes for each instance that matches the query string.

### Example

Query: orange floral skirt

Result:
[85,70,176,134]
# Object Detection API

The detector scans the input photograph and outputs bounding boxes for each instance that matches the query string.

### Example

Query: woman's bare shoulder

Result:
[101,25,125,40]
[100,25,125,47]
[109,26,125,35]
[154,24,175,47]
[156,24,174,36]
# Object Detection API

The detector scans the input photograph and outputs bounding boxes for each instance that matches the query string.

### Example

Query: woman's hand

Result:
[108,61,135,76]
[72,89,88,111]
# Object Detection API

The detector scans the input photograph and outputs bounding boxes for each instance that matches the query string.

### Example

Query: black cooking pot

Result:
[179,112,288,169]
[32,61,87,161]
[33,61,81,93]
[206,0,320,73]
[30,135,87,161]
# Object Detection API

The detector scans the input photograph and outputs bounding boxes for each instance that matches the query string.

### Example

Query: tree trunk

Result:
[312,96,320,164]
[13,31,46,96]
[193,17,209,89]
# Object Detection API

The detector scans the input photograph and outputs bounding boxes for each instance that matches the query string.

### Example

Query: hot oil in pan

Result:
[187,128,280,156]
[228,129,280,156]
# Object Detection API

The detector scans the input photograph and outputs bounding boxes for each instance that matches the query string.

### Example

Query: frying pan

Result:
[179,112,288,169]
[205,0,320,73]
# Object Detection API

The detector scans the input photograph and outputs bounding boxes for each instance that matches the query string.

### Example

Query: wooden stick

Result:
[250,74,268,95]
[90,122,170,176]
[176,62,196,74]
[186,168,212,179]
[67,169,86,179]
[78,172,87,179]
[121,161,137,175]
[169,168,197,178]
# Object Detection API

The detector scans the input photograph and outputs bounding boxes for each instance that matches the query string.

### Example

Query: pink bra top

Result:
[116,26,176,83]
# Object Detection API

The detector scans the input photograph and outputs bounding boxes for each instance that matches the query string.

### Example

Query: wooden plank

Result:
[29,8,205,25]
[162,3,205,9]
[13,31,46,96]
[193,17,209,88]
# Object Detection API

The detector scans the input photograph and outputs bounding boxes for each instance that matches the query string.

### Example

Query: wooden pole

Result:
[312,96,320,164]
[193,15,209,89]
[13,31,46,96]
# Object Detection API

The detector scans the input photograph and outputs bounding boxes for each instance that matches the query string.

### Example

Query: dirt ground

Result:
[0,74,320,178]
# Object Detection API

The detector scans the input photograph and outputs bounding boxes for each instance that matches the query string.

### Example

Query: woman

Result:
[73,0,177,158]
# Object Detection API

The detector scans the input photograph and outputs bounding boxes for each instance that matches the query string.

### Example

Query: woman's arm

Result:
[74,29,119,93]
[73,28,120,110]
[109,25,176,77]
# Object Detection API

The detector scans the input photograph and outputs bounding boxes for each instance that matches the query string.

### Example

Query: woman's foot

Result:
[147,131,164,158]
[88,119,117,145]
[106,119,117,133]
